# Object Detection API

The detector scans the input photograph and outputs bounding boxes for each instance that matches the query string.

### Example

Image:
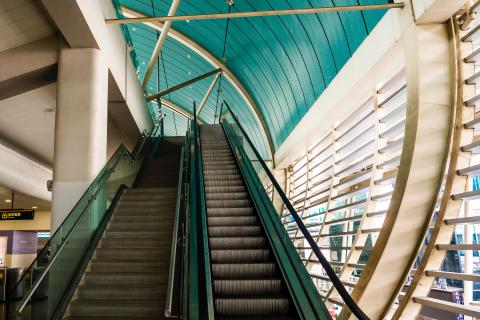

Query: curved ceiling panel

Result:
[115,0,389,152]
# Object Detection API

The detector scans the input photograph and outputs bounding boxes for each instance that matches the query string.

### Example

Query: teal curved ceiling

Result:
[114,0,389,157]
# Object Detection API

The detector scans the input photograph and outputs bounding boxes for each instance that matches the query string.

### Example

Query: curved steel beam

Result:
[345,10,456,320]
[120,6,275,162]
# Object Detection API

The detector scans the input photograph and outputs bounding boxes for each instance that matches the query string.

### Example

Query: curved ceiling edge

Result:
[121,5,275,161]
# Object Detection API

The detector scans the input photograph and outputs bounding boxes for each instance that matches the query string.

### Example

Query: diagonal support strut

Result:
[146,68,222,102]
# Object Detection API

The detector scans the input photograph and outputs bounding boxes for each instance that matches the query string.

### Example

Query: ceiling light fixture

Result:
[32,206,38,209]
[4,199,11,203]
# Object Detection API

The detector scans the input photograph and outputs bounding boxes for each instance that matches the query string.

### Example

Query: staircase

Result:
[64,138,183,319]
[200,125,296,319]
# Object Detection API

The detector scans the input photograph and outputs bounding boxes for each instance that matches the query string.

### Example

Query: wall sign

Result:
[0,209,34,221]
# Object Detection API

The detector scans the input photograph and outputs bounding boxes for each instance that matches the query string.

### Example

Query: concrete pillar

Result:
[51,48,108,233]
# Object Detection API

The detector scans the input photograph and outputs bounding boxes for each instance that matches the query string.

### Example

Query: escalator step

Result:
[203,163,237,170]
[208,207,254,216]
[212,263,276,279]
[204,174,243,182]
[213,279,283,296]
[206,199,251,208]
[205,179,244,187]
[202,156,236,162]
[204,169,240,176]
[210,249,271,263]
[207,216,258,227]
[205,186,246,193]
[208,226,262,237]
[203,162,237,169]
[209,237,267,249]
[206,192,249,201]
[215,297,289,315]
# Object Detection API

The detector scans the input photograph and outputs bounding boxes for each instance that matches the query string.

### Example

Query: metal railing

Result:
[165,146,185,317]
[222,100,371,320]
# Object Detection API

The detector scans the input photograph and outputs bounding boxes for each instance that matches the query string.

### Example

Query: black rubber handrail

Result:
[222,100,371,320]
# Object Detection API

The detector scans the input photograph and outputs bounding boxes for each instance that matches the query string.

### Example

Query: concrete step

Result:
[76,284,167,300]
[94,248,170,260]
[104,230,173,239]
[100,238,172,249]
[114,208,175,215]
[89,261,169,272]
[111,214,172,223]
[68,300,164,317]
[126,187,177,193]
[83,272,168,285]
[107,221,173,231]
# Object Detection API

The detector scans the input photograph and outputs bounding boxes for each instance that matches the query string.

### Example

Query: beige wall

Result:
[6,254,37,268]
[107,116,134,158]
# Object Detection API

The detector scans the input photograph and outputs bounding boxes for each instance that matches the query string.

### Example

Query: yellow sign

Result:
[0,209,34,221]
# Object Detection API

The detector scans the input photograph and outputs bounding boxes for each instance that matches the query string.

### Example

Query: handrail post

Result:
[222,100,371,320]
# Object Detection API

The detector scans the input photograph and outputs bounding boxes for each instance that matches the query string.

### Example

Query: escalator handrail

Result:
[14,122,160,314]
[222,100,371,320]
[192,106,215,319]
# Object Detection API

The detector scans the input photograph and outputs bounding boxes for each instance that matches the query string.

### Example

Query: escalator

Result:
[187,101,370,320]
[200,125,293,318]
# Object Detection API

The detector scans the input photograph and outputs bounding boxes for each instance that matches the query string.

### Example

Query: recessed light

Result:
[142,61,146,65]
[187,54,191,59]
[4,199,11,203]
[186,20,190,23]
[132,27,137,31]
[32,206,38,209]
[188,71,192,75]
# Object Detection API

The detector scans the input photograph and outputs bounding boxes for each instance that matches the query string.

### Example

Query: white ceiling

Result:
[0,0,55,52]
[0,185,50,211]
[0,83,56,165]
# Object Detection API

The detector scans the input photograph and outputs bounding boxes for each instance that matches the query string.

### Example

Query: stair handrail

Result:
[221,100,371,320]
[13,122,160,316]
[165,145,185,317]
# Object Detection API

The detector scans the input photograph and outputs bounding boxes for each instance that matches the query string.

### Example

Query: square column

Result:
[51,48,108,233]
